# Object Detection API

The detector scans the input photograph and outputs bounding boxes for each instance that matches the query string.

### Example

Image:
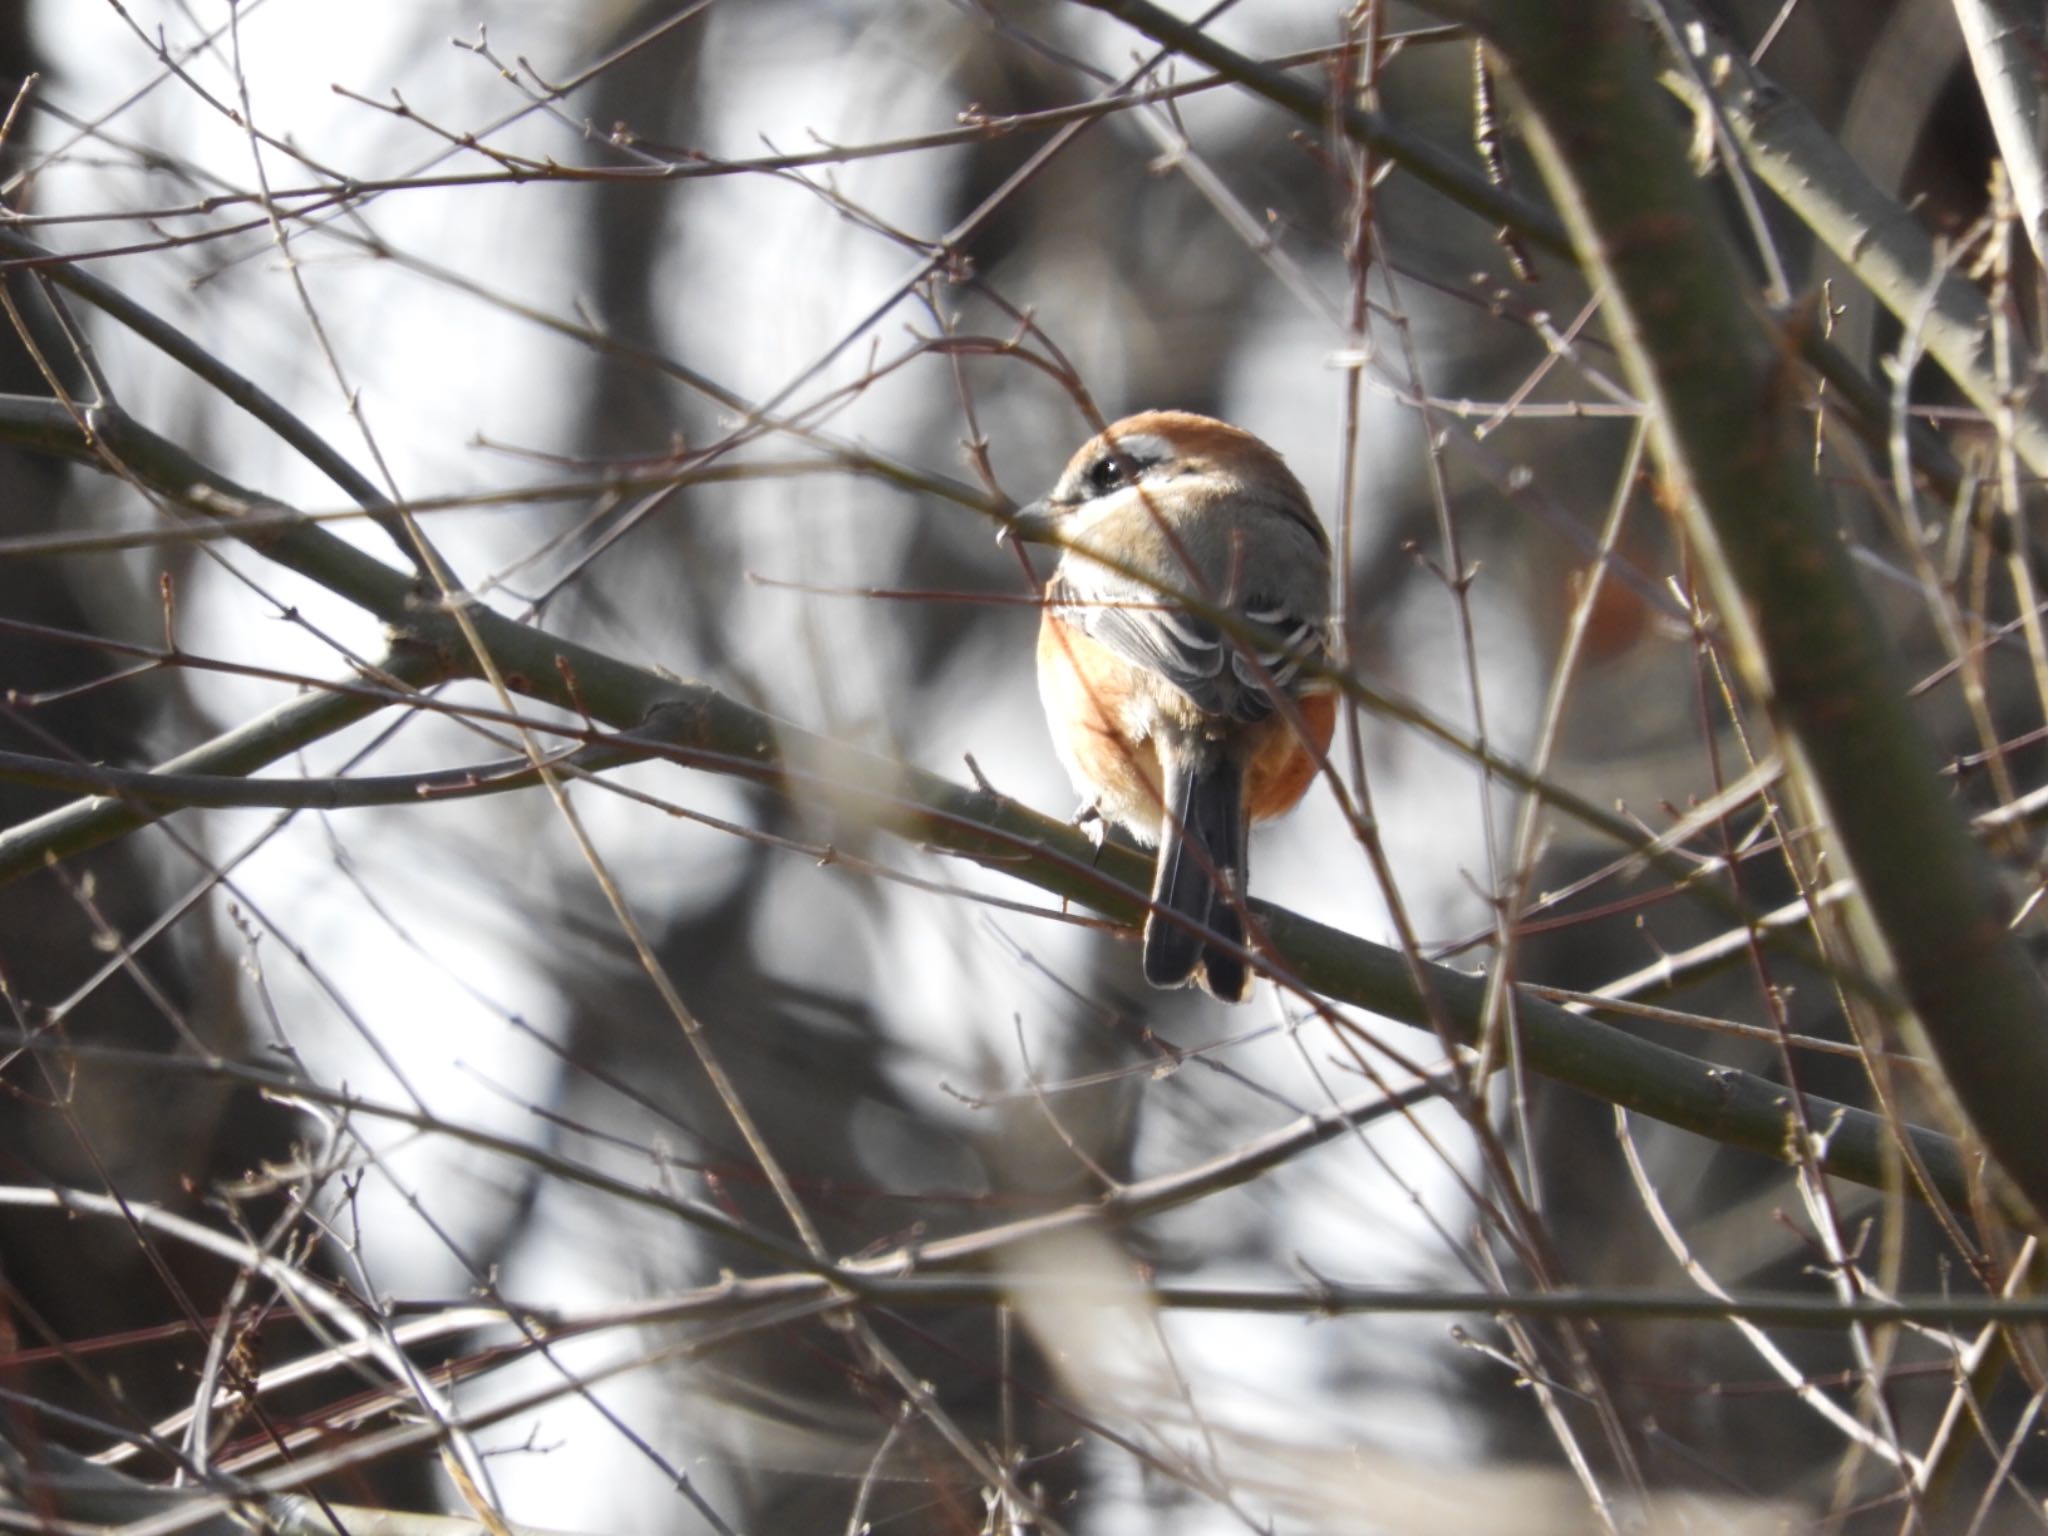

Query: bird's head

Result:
[1000,410,1325,553]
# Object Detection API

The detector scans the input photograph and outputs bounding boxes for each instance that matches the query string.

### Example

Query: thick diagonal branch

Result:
[0,396,1972,1210]
[1445,0,2048,1222]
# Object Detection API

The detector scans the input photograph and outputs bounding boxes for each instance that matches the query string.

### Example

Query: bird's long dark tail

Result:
[1144,752,1251,1001]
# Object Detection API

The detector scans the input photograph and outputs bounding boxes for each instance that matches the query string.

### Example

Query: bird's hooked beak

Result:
[997,498,1065,547]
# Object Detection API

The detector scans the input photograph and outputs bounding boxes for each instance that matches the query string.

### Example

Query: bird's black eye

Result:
[1086,452,1138,494]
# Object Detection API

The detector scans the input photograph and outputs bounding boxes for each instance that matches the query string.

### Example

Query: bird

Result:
[1002,411,1335,1001]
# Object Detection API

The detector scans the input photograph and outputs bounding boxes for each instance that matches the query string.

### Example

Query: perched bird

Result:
[1004,411,1334,1001]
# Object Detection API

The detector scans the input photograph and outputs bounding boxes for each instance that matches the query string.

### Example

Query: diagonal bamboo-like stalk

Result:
[1954,0,2048,273]
[1435,0,2048,1222]
[1655,0,2048,481]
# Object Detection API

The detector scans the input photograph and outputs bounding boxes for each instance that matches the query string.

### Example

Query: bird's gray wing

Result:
[1050,572,1324,723]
